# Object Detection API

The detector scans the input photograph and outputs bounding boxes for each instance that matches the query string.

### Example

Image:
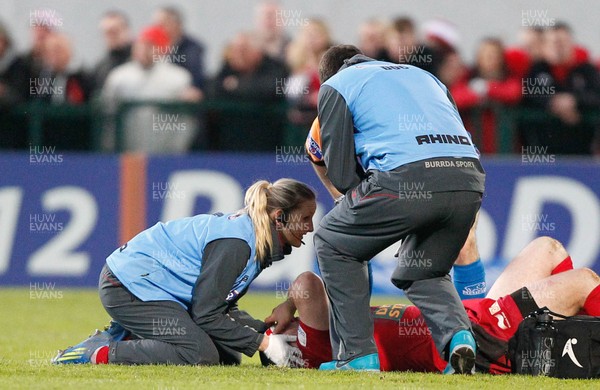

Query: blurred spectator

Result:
[154,6,206,149]
[358,19,387,60]
[422,17,460,76]
[0,22,28,104]
[436,49,486,148]
[519,27,545,63]
[31,33,93,150]
[504,27,546,81]
[211,32,287,100]
[92,10,132,93]
[208,31,288,151]
[521,22,600,155]
[451,38,522,153]
[435,49,467,91]
[285,18,332,144]
[0,22,29,149]
[37,33,91,104]
[423,17,460,53]
[102,26,198,153]
[153,6,206,94]
[254,1,290,62]
[501,30,536,82]
[20,9,61,86]
[384,17,436,74]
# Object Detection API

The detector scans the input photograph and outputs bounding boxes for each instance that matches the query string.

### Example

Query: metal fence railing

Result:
[1,100,598,154]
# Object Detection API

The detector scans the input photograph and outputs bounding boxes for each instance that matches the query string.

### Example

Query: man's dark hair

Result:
[551,21,572,34]
[159,6,183,25]
[319,44,363,83]
[392,16,415,33]
[102,10,130,27]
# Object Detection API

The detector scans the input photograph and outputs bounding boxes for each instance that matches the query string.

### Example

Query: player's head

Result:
[318,44,362,83]
[244,179,316,262]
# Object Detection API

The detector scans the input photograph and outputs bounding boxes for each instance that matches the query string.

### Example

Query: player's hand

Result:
[263,334,303,367]
[265,300,295,334]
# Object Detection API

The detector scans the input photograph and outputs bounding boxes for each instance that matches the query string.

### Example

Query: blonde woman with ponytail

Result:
[54,178,316,368]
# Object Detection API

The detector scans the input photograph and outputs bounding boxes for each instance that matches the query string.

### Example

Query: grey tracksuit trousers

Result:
[98,264,242,365]
[315,158,484,361]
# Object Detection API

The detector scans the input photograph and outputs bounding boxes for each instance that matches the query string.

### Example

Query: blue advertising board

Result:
[1,152,599,295]
[0,152,120,287]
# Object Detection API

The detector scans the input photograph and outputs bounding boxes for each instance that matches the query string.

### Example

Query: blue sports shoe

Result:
[443,330,476,374]
[319,353,380,371]
[52,320,129,364]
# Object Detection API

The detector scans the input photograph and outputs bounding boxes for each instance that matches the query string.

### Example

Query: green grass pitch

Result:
[0,288,596,389]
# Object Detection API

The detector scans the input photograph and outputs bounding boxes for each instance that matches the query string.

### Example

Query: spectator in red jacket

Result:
[514,27,544,71]
[450,38,522,154]
[500,27,543,85]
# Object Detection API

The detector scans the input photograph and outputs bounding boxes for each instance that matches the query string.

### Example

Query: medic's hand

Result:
[265,300,295,334]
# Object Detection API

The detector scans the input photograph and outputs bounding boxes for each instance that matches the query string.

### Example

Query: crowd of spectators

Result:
[1,2,600,155]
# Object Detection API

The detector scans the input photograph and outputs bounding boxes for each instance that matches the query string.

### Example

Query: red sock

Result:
[551,256,573,275]
[583,284,600,316]
[93,346,109,364]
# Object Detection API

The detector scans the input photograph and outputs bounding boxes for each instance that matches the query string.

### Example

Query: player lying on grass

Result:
[264,236,600,373]
[53,179,313,367]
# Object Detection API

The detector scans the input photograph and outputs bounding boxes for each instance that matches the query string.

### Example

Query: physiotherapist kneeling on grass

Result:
[53,178,316,367]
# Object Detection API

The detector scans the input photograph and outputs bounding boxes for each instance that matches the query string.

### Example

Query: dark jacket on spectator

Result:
[0,48,29,105]
[93,43,131,93]
[34,68,92,104]
[0,48,29,149]
[30,68,93,151]
[522,49,600,155]
[171,35,206,90]
[211,56,287,102]
[20,50,44,90]
[208,56,288,151]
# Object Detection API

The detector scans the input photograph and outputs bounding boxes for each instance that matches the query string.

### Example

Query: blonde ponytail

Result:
[244,180,274,262]
[244,178,316,263]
